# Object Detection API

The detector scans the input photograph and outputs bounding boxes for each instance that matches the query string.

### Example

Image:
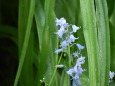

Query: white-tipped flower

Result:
[66,56,85,86]
[109,71,115,83]
[73,51,79,57]
[68,34,78,44]
[76,56,85,67]
[61,40,68,48]
[72,79,77,86]
[55,48,63,54]
[72,25,79,33]
[66,68,75,76]
[55,29,64,38]
[109,71,115,80]
[56,18,68,29]
[76,44,84,51]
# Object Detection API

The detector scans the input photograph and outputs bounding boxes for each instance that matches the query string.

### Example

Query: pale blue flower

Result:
[76,56,85,67]
[66,56,85,86]
[109,71,115,80]
[72,79,77,86]
[76,79,82,86]
[109,71,115,83]
[72,73,82,86]
[56,18,68,29]
[73,72,79,80]
[73,52,79,57]
[76,44,84,51]
[61,40,68,48]
[55,29,66,38]
[66,68,75,76]
[55,48,63,54]
[72,25,79,33]
[77,66,84,74]
[68,34,78,43]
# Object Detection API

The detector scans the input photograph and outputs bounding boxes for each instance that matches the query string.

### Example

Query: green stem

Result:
[48,52,63,86]
[67,44,71,86]
[68,44,71,66]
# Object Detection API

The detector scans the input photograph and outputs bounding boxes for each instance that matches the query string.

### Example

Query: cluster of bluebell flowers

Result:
[55,17,85,86]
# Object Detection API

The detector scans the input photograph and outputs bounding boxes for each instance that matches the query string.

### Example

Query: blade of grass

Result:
[35,0,58,86]
[45,11,58,86]
[80,0,99,86]
[35,0,45,51]
[14,0,35,86]
[110,1,115,71]
[95,0,110,86]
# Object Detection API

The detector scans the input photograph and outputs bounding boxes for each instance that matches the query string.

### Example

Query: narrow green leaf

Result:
[80,0,99,86]
[14,0,35,86]
[95,0,110,86]
[35,0,58,86]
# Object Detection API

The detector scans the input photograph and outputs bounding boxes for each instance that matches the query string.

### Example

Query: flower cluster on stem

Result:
[55,17,85,86]
[55,18,79,54]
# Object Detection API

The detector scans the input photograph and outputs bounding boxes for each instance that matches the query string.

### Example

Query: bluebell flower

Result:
[68,34,78,44]
[73,72,79,80]
[76,44,84,51]
[56,18,68,29]
[55,48,63,54]
[72,25,79,33]
[109,71,115,79]
[60,40,68,48]
[72,79,82,86]
[66,56,85,86]
[76,56,85,67]
[73,52,79,57]
[77,66,84,74]
[66,68,75,76]
[109,71,115,83]
[72,79,77,86]
[76,79,82,86]
[55,28,67,38]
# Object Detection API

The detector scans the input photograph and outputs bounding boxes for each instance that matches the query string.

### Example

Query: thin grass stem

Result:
[48,52,63,86]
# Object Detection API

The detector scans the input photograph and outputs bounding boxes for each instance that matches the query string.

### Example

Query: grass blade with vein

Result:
[14,0,35,85]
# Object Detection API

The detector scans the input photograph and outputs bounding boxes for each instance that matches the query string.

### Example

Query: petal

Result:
[66,68,75,76]
[72,79,77,86]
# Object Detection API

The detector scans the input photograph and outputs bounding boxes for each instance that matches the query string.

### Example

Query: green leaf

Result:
[95,0,110,86]
[14,0,35,86]
[80,0,99,86]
